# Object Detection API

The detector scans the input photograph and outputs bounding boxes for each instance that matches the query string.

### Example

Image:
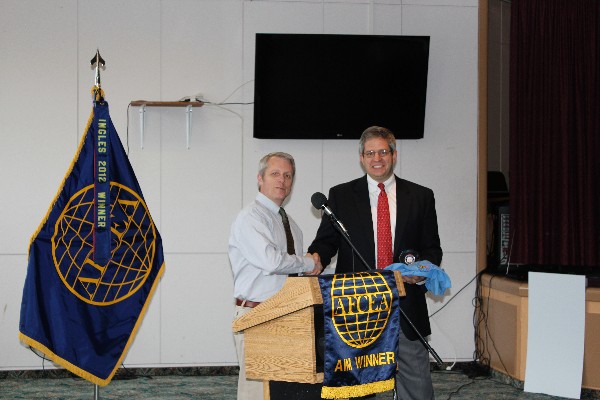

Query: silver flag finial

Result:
[90,49,105,89]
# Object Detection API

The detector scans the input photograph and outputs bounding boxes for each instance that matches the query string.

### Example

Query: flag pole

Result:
[91,49,105,400]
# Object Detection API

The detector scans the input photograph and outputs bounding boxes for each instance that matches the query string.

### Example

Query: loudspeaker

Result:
[488,171,508,198]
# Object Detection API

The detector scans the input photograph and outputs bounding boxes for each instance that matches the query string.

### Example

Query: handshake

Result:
[304,252,323,276]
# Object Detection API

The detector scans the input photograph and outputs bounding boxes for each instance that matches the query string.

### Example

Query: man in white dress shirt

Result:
[228,152,322,400]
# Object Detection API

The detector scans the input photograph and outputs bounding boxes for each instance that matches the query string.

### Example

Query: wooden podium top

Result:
[232,271,405,333]
[233,276,323,333]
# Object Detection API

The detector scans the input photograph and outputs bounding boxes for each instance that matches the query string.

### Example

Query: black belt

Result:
[235,298,261,308]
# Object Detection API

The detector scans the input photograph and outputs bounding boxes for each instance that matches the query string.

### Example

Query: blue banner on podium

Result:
[318,271,400,399]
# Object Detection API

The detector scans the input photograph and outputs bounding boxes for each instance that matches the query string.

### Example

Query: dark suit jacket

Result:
[308,175,442,340]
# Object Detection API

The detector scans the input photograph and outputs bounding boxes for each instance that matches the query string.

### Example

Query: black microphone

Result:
[311,192,350,238]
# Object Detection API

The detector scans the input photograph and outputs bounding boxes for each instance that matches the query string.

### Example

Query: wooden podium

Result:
[232,272,405,400]
[232,277,324,385]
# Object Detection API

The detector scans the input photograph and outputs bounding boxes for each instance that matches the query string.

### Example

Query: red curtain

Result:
[509,0,600,267]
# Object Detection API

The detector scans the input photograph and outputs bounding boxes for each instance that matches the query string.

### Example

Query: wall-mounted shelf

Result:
[129,100,204,149]
[130,100,204,108]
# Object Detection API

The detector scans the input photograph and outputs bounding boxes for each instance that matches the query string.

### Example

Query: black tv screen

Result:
[253,33,430,140]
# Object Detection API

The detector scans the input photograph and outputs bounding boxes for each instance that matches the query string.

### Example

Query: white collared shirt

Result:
[228,192,315,302]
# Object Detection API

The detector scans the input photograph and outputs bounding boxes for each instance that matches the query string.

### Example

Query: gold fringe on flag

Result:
[321,377,395,399]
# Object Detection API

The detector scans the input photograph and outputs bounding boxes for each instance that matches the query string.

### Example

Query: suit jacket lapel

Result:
[394,176,410,261]
[352,176,375,262]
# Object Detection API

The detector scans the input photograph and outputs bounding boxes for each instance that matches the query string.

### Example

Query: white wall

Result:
[0,0,479,370]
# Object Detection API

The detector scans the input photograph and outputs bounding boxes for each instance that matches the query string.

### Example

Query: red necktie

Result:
[377,183,393,269]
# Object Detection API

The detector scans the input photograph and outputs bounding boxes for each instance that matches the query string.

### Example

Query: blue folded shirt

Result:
[384,260,451,296]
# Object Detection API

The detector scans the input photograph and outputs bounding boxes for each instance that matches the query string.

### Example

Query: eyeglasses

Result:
[362,149,392,158]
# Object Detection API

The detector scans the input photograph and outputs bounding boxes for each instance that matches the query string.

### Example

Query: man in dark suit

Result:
[308,126,442,400]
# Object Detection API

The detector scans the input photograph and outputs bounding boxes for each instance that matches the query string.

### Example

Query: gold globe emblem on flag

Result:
[330,272,394,348]
[51,182,156,306]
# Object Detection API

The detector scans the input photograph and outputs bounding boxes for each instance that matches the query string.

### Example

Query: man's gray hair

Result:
[358,126,397,154]
[258,152,296,178]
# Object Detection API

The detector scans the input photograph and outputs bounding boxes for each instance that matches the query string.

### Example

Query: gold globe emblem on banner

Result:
[330,272,394,348]
[51,182,156,306]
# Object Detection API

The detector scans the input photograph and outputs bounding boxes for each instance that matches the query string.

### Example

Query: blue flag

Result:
[318,271,400,399]
[19,94,165,386]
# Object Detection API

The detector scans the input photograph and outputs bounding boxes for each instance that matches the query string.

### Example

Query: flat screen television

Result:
[253,33,430,140]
